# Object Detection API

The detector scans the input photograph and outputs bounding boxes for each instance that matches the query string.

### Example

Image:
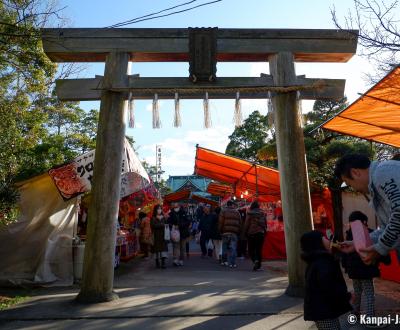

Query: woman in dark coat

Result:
[150,204,168,269]
[301,230,352,330]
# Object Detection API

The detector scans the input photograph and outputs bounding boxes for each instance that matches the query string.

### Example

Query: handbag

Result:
[207,239,214,250]
[195,231,201,244]
[164,224,171,241]
[143,233,154,246]
[171,225,181,243]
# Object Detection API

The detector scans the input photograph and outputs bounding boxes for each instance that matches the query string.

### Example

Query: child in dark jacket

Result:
[342,211,390,319]
[301,230,352,330]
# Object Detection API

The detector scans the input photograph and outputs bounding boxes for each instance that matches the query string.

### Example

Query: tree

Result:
[331,0,400,78]
[225,111,272,162]
[256,98,375,239]
[305,97,347,126]
[0,1,56,224]
[0,1,96,225]
[303,98,374,240]
[142,161,171,197]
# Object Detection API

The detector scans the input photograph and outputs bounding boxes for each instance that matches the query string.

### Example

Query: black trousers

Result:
[200,233,210,256]
[237,239,248,257]
[247,232,265,263]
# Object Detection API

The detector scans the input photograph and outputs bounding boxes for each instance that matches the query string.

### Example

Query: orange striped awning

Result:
[191,194,219,207]
[206,182,233,197]
[163,189,191,203]
[194,146,281,198]
[322,65,400,147]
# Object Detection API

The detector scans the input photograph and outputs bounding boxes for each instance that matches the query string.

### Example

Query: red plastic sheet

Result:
[380,250,400,283]
[262,231,287,260]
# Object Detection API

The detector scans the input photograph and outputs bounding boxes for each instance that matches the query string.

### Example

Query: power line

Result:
[107,0,198,28]
[105,0,223,28]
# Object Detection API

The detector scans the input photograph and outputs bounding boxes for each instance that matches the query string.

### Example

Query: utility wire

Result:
[105,0,223,28]
[106,0,198,28]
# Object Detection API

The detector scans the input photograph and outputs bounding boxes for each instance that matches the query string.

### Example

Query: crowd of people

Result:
[134,199,269,271]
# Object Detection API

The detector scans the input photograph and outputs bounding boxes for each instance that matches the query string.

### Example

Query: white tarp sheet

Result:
[0,174,78,286]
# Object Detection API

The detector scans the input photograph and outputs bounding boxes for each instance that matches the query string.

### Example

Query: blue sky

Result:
[58,0,374,178]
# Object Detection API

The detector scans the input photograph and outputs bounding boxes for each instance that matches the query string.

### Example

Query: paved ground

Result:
[0,242,399,329]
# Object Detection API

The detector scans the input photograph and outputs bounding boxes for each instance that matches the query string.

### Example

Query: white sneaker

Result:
[179,260,184,266]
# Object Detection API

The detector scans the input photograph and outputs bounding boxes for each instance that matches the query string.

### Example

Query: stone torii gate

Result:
[41,28,358,302]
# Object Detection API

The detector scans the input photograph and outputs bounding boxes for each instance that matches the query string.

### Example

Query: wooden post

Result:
[76,52,129,303]
[269,52,313,297]
[254,165,259,197]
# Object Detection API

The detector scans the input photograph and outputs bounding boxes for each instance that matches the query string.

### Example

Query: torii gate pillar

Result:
[269,52,313,297]
[77,52,129,303]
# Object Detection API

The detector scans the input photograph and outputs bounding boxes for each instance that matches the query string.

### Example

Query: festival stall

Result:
[320,65,400,282]
[0,139,156,286]
[49,139,157,268]
[194,146,334,260]
[117,182,159,261]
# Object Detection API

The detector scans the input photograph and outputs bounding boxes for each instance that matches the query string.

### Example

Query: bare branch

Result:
[331,0,400,80]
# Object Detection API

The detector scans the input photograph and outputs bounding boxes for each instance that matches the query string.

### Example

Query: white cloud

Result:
[138,126,231,177]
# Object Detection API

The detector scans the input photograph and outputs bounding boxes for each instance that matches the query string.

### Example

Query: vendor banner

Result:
[119,181,160,225]
[49,139,150,200]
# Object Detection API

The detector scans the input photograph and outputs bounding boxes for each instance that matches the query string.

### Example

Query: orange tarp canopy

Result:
[163,189,191,203]
[194,146,281,197]
[322,66,400,148]
[191,194,219,207]
[206,182,233,197]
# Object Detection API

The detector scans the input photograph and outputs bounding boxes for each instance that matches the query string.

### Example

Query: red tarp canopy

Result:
[206,182,233,197]
[191,194,219,207]
[195,146,281,198]
[322,65,400,148]
[163,189,191,203]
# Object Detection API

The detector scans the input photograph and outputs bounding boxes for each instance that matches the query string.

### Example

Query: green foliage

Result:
[225,111,271,162]
[228,99,376,191]
[303,97,375,189]
[141,161,171,197]
[0,1,99,225]
[0,295,28,310]
[306,97,347,124]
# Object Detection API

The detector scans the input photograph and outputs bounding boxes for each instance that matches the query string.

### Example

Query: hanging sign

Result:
[49,140,150,201]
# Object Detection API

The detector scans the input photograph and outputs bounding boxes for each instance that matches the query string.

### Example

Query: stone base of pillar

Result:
[285,284,304,298]
[75,291,119,304]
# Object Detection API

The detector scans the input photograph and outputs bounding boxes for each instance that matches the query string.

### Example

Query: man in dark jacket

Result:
[198,204,215,258]
[219,200,242,267]
[244,201,266,271]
